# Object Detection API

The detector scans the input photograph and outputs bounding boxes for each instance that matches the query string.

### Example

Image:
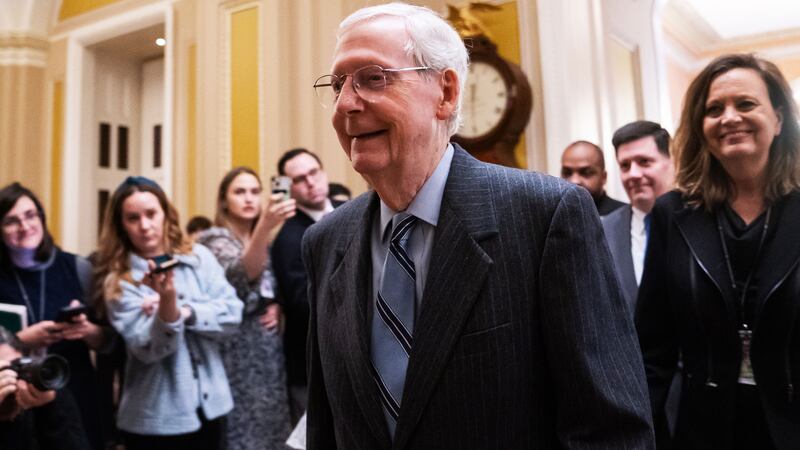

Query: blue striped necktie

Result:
[371,212,418,438]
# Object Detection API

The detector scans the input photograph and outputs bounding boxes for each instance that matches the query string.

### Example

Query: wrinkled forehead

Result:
[331,16,412,74]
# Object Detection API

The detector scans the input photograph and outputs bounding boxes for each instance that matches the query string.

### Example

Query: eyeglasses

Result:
[291,167,323,186]
[313,65,431,108]
[2,209,40,231]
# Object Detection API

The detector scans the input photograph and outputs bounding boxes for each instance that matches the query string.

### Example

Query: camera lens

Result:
[12,354,71,391]
[35,355,70,391]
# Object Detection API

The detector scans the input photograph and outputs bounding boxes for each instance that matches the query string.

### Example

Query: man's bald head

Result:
[560,141,607,199]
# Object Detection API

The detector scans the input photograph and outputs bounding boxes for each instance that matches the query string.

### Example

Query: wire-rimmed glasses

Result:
[313,65,431,108]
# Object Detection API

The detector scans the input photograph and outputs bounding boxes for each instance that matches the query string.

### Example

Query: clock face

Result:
[459,61,509,139]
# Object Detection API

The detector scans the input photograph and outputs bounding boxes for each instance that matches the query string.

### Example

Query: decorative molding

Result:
[0,48,47,67]
[0,33,48,66]
[0,34,49,50]
[662,0,800,58]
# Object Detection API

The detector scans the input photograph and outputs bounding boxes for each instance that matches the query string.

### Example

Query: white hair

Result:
[338,2,469,137]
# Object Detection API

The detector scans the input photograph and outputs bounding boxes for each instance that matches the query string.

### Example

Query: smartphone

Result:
[270,175,292,201]
[55,304,88,322]
[151,255,179,274]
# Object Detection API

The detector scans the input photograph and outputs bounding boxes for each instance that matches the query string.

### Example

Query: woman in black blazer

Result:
[637,53,800,450]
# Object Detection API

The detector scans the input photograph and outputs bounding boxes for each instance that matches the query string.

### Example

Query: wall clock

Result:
[453,35,532,168]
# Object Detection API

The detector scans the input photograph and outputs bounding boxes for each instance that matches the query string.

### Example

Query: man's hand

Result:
[16,321,65,348]
[15,379,55,409]
[0,361,17,404]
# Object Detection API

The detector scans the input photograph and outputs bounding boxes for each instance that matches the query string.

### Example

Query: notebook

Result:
[0,303,27,334]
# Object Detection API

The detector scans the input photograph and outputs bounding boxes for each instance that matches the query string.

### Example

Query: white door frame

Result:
[60,2,174,254]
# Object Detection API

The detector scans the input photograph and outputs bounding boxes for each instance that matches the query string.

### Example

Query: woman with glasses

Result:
[0,182,109,449]
[197,167,295,450]
[94,177,242,450]
[637,54,800,449]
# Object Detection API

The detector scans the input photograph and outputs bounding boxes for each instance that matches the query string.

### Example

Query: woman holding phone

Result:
[0,182,108,449]
[197,167,295,450]
[95,176,242,449]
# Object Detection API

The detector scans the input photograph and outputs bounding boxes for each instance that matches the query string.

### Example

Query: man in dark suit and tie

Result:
[602,121,674,312]
[271,148,337,424]
[303,3,655,449]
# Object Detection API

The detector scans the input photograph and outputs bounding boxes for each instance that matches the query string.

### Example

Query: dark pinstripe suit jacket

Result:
[302,145,655,449]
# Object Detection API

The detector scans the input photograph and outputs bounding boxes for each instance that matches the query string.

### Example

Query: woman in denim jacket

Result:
[94,177,242,450]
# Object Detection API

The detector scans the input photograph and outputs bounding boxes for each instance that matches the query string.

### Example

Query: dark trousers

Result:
[733,384,775,450]
[123,413,226,450]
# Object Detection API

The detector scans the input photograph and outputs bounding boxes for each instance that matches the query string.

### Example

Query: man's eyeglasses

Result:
[313,65,431,108]
[2,209,40,231]
[291,167,322,186]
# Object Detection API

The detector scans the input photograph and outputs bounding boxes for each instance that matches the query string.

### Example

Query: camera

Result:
[0,354,69,420]
[8,354,71,391]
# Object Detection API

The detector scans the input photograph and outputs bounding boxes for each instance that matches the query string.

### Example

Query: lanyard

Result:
[12,268,46,324]
[715,206,771,331]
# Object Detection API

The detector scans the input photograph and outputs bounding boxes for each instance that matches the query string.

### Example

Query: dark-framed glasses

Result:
[313,65,431,108]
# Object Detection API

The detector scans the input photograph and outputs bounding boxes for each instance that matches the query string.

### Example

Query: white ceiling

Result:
[685,0,800,40]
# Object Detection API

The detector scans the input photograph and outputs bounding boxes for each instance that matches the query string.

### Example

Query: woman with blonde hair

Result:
[94,176,242,450]
[637,53,800,449]
[197,166,295,450]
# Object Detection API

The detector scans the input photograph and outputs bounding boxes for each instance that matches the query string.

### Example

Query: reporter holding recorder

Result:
[94,176,242,450]
[0,182,109,449]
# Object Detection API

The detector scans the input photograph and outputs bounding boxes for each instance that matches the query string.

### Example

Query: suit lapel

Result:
[393,146,496,449]
[609,208,638,309]
[754,192,800,319]
[328,193,392,446]
[673,206,738,326]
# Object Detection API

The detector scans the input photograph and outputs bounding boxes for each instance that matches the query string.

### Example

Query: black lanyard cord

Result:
[12,268,46,324]
[716,206,771,330]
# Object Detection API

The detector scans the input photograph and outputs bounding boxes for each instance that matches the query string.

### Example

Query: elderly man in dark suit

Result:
[303,3,654,449]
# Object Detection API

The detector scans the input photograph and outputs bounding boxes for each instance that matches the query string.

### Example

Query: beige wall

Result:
[5,0,677,252]
[0,65,48,195]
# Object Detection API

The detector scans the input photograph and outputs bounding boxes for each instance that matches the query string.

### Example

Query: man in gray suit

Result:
[603,121,674,312]
[304,3,654,449]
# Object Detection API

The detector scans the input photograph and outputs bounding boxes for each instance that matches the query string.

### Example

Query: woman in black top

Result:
[636,53,800,450]
[0,183,110,449]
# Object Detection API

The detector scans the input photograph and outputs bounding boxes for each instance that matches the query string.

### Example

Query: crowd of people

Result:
[0,148,339,450]
[2,2,800,450]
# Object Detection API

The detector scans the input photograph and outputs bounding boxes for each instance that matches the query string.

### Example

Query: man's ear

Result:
[436,68,460,120]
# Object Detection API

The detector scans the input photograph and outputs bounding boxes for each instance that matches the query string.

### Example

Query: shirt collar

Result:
[380,143,454,240]
[631,206,648,232]
[298,198,334,222]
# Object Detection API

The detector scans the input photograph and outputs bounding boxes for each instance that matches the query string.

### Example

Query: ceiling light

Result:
[155,38,166,47]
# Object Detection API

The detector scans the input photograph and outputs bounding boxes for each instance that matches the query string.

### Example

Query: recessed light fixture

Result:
[155,38,166,47]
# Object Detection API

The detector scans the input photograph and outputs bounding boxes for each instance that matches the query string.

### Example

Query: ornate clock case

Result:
[453,35,532,168]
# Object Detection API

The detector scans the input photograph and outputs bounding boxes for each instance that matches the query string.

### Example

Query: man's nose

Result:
[334,78,363,115]
[628,163,643,178]
[567,174,583,186]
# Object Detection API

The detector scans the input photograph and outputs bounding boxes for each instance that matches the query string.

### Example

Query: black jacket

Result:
[636,190,800,449]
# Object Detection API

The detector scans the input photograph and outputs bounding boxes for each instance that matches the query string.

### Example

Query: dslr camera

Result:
[0,354,69,420]
[8,354,71,391]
